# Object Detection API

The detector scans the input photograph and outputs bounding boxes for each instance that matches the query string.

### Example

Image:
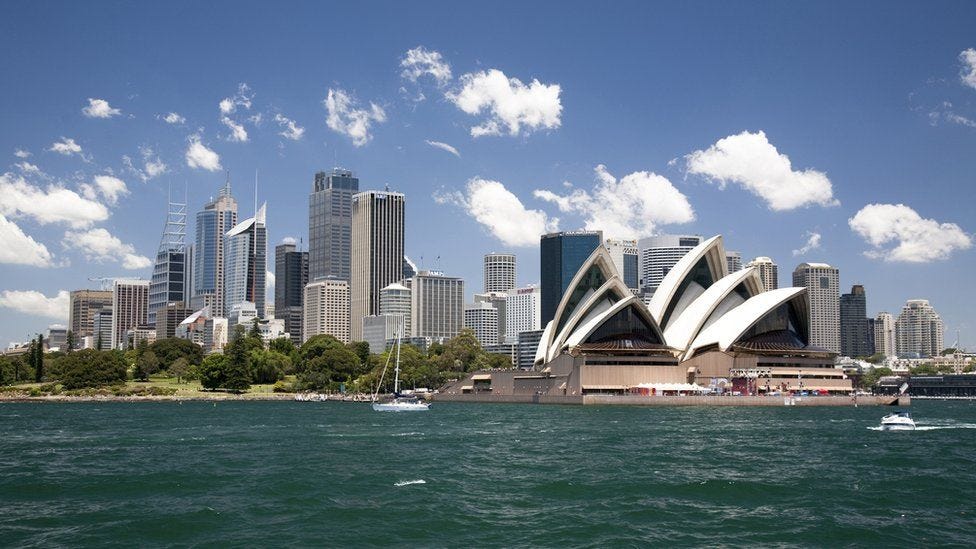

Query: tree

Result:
[149,338,204,371]
[250,349,290,384]
[170,357,191,383]
[248,318,262,340]
[34,333,44,382]
[223,325,252,392]
[59,349,127,389]
[96,334,103,351]
[65,330,75,353]
[432,329,483,373]
[348,341,370,367]
[134,350,160,381]
[199,354,227,390]
[298,345,361,391]
[268,337,296,356]
[298,334,347,372]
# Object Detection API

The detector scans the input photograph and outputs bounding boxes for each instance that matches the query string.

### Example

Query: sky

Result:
[1,1,975,349]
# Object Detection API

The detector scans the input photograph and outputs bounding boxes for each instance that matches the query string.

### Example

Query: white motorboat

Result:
[371,322,429,412]
[880,411,915,431]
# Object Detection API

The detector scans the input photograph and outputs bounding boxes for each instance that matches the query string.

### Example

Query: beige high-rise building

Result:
[483,253,516,293]
[111,279,149,350]
[303,278,350,343]
[896,299,944,358]
[410,271,464,340]
[874,312,896,358]
[379,282,412,335]
[349,190,405,341]
[68,289,113,344]
[746,256,779,292]
[792,263,840,353]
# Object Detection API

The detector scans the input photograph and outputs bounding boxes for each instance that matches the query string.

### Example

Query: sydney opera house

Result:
[445,235,852,398]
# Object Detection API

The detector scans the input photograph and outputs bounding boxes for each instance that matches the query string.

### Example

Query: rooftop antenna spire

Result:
[254,168,258,217]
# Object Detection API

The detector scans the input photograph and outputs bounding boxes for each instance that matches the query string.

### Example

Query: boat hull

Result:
[880,423,915,431]
[372,401,430,412]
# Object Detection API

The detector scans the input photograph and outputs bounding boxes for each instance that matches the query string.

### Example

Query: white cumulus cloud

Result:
[62,228,151,269]
[0,173,109,228]
[0,214,54,267]
[281,236,297,245]
[792,231,822,256]
[0,289,70,319]
[685,130,838,211]
[80,175,129,206]
[324,88,387,147]
[161,112,186,125]
[425,140,460,157]
[274,114,305,140]
[435,178,558,247]
[82,98,122,118]
[448,69,562,137]
[219,83,253,115]
[849,203,972,262]
[221,116,249,142]
[185,135,222,171]
[265,270,275,293]
[49,137,83,156]
[14,149,31,159]
[533,165,695,239]
[15,161,41,175]
[124,146,167,182]
[960,48,976,90]
[401,46,452,85]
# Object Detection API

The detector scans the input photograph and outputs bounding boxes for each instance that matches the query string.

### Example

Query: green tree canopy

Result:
[170,357,191,383]
[298,345,362,391]
[199,354,228,390]
[134,350,161,381]
[59,349,127,389]
[150,338,204,370]
[250,349,290,384]
[222,325,252,392]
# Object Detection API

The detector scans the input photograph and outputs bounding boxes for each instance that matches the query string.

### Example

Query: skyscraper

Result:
[350,190,405,341]
[540,231,603,325]
[483,253,516,293]
[465,301,499,347]
[505,286,541,342]
[224,203,267,319]
[792,263,840,353]
[68,289,113,344]
[637,234,702,294]
[604,239,639,291]
[874,312,896,358]
[303,278,350,343]
[474,292,507,345]
[725,250,742,274]
[193,179,238,316]
[745,256,779,292]
[380,282,412,336]
[149,198,188,325]
[896,299,945,358]
[840,284,872,357]
[410,271,464,340]
[111,279,149,350]
[93,309,113,350]
[275,242,308,344]
[155,301,193,340]
[309,168,358,282]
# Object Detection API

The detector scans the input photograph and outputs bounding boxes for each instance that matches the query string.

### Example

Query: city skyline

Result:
[1,2,975,349]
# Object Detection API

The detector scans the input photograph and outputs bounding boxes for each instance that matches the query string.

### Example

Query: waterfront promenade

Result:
[434,393,910,407]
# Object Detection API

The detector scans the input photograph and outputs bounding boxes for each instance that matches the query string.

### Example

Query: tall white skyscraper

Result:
[193,178,237,316]
[303,278,350,343]
[638,234,702,293]
[874,312,896,358]
[505,286,541,342]
[792,263,840,353]
[464,301,499,347]
[224,203,267,319]
[483,253,516,293]
[111,279,149,350]
[410,271,464,340]
[604,239,639,291]
[896,299,944,358]
[746,256,779,292]
[350,190,405,341]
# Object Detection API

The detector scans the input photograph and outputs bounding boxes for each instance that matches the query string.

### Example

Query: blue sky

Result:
[1,1,975,349]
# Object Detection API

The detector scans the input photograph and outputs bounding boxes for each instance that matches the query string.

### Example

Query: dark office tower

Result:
[840,284,872,358]
[309,168,359,282]
[149,198,188,325]
[539,231,603,326]
[193,179,238,316]
[275,242,309,344]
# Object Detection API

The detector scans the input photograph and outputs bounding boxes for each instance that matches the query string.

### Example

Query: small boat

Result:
[880,411,915,431]
[372,322,429,412]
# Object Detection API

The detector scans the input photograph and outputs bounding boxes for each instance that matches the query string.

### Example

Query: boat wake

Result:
[392,432,424,437]
[394,479,426,487]
[867,423,976,431]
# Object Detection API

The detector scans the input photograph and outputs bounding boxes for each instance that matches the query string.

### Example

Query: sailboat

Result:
[372,321,430,412]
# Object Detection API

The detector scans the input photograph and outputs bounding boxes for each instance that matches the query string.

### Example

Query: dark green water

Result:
[2,400,975,547]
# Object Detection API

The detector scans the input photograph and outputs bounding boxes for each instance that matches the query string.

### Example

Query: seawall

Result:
[433,393,910,407]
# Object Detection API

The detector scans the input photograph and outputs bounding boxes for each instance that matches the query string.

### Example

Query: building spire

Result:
[220,170,232,197]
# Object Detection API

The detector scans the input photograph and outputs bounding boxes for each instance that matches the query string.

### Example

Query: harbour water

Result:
[2,400,975,546]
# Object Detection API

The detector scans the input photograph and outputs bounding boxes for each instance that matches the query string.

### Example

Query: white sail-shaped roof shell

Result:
[663,266,764,353]
[648,235,727,329]
[547,277,636,362]
[686,287,807,359]
[563,296,663,349]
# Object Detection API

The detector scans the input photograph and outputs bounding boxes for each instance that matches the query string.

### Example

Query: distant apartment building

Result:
[874,312,896,358]
[155,301,193,340]
[111,279,149,350]
[176,307,227,354]
[745,256,778,292]
[505,286,541,343]
[604,239,639,291]
[483,252,516,293]
[68,289,113,344]
[517,329,545,370]
[896,299,945,358]
[379,283,412,336]
[93,309,113,350]
[638,234,702,294]
[792,263,840,353]
[725,250,742,274]
[303,278,350,343]
[410,271,464,340]
[465,301,500,347]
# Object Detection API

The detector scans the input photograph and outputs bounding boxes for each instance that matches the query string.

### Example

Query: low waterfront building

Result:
[176,307,228,354]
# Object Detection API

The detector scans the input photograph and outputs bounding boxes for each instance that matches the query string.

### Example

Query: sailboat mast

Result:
[393,320,402,394]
